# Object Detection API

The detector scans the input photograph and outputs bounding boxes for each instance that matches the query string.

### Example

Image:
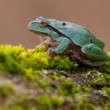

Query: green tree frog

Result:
[28,17,109,66]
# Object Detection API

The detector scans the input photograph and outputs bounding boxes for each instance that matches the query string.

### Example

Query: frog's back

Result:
[47,19,105,49]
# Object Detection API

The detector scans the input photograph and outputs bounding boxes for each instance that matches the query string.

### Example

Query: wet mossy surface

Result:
[0,45,110,110]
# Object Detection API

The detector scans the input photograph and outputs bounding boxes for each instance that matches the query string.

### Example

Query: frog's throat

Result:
[30,30,60,48]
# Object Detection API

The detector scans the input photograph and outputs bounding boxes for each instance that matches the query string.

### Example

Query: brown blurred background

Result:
[0,0,110,51]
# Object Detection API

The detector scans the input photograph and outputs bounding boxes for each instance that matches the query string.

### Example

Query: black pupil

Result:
[41,21,45,24]
[62,22,66,25]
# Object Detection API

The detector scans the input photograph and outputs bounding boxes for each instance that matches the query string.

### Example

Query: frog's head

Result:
[28,17,50,34]
[28,17,60,48]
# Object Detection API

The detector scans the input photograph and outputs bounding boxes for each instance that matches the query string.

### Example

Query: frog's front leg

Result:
[48,37,71,56]
[81,44,110,66]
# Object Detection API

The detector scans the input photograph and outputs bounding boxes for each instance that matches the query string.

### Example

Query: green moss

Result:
[2,105,35,110]
[51,97,64,107]
[58,80,81,96]
[0,44,78,79]
[103,73,110,85]
[36,80,48,88]
[104,105,110,110]
[35,45,47,52]
[2,105,23,110]
[91,77,105,86]
[102,87,110,95]
[23,69,41,82]
[0,86,14,97]
[0,45,27,75]
[81,87,92,92]
[20,50,50,70]
[74,94,96,110]
[98,52,110,74]
[36,96,64,109]
[48,55,78,71]
[36,96,52,110]
[51,73,59,80]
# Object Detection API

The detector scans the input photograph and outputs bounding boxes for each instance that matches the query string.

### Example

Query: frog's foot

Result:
[38,43,48,50]
[47,48,62,57]
[47,48,55,56]
[47,37,71,56]
[28,49,36,53]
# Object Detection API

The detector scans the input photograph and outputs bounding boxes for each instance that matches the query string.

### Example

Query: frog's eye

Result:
[39,20,47,28]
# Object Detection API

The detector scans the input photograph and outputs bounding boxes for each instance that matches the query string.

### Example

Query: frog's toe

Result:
[47,48,56,56]
[47,48,53,55]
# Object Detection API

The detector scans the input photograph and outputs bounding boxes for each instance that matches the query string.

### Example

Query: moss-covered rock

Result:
[0,45,110,110]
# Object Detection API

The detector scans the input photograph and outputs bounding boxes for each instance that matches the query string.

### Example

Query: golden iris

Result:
[39,20,47,27]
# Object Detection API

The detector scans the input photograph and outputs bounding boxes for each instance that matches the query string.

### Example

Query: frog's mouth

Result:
[30,30,60,49]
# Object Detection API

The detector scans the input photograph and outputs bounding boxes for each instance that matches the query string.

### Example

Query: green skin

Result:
[28,17,110,66]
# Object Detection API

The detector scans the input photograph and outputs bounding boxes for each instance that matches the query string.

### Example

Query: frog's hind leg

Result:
[81,44,110,66]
